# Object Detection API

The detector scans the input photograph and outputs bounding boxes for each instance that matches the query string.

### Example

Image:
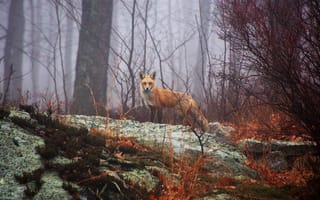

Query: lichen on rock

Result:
[0,120,44,199]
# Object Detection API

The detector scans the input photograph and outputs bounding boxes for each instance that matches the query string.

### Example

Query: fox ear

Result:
[151,72,156,80]
[139,72,145,80]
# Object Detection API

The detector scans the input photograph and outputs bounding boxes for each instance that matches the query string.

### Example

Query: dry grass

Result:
[230,105,311,142]
[154,154,211,200]
[244,154,317,187]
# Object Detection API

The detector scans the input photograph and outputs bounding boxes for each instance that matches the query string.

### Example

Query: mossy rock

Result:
[120,169,159,192]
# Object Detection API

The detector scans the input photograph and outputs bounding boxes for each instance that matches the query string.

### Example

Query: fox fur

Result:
[139,72,209,132]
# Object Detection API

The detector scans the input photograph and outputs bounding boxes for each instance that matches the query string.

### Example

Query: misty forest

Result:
[0,0,320,199]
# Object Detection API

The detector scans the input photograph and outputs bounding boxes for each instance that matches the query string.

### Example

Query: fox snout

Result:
[143,87,152,92]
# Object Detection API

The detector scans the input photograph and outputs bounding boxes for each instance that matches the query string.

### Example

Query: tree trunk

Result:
[64,13,74,111]
[3,0,25,103]
[193,0,210,101]
[127,0,136,108]
[72,0,113,115]
[227,36,241,114]
[30,0,41,102]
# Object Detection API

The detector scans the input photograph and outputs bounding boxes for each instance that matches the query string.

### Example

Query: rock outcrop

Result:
[238,139,318,172]
[0,108,318,199]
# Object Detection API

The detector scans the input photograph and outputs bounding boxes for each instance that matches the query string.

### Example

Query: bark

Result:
[3,0,25,102]
[127,0,136,108]
[193,0,210,101]
[30,0,41,100]
[72,0,113,115]
[64,12,74,110]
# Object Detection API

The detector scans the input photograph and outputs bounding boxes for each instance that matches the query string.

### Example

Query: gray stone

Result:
[238,139,317,157]
[13,136,27,146]
[56,115,259,180]
[51,156,73,165]
[266,151,288,172]
[120,169,159,192]
[3,110,315,199]
[0,121,44,199]
[9,110,31,120]
[196,190,239,200]
[33,172,71,200]
[270,140,317,156]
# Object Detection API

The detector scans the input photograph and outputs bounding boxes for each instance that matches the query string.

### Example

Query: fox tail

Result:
[188,105,209,132]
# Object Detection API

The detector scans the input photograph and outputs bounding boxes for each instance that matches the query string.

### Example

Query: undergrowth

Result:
[2,104,320,199]
[230,106,312,142]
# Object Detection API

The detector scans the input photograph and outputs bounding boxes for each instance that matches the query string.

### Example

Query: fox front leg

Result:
[157,110,162,123]
[150,106,156,122]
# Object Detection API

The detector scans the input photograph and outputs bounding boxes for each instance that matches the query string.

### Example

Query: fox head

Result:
[140,72,156,93]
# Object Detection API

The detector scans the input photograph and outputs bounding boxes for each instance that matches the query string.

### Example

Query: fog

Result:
[0,0,225,112]
[1,0,320,146]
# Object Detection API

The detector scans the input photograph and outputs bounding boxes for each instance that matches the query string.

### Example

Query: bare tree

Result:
[142,0,150,72]
[215,0,229,120]
[63,5,75,112]
[216,0,320,145]
[29,0,42,101]
[3,0,25,103]
[126,0,137,108]
[72,0,113,115]
[193,0,211,102]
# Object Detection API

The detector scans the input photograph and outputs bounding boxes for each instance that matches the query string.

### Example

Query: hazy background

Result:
[0,0,224,111]
[1,0,319,143]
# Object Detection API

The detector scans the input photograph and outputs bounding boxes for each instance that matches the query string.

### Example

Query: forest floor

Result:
[0,106,319,199]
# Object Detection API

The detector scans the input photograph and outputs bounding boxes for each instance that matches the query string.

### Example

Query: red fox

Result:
[139,72,209,132]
